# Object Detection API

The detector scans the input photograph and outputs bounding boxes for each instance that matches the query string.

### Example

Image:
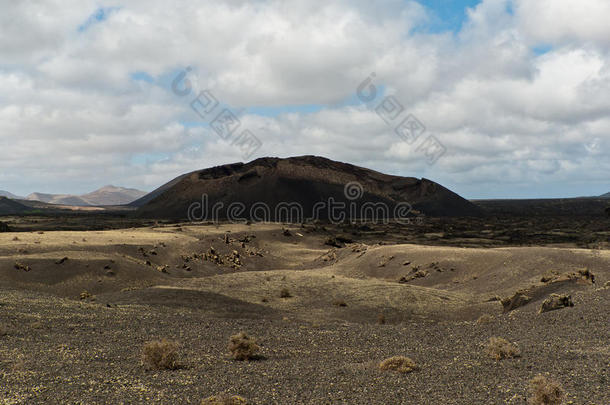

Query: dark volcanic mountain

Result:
[601,192,610,198]
[0,197,30,216]
[133,156,481,220]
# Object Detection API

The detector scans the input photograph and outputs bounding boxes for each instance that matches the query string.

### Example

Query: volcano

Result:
[132,156,481,220]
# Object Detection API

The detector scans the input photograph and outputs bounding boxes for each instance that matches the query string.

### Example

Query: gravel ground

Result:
[1,286,608,404]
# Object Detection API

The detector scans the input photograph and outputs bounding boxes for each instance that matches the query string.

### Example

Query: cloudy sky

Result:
[1,0,609,199]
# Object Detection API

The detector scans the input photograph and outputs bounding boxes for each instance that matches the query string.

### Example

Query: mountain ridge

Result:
[0,190,24,199]
[25,185,147,206]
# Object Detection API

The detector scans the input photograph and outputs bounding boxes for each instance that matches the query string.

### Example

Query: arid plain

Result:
[1,215,608,404]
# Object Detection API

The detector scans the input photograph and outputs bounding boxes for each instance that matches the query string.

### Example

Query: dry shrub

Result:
[476,314,494,325]
[485,337,521,360]
[279,288,292,298]
[377,313,386,325]
[528,374,565,405]
[228,332,260,361]
[501,291,532,313]
[539,294,573,313]
[201,394,248,405]
[142,339,180,370]
[379,356,418,373]
[14,262,31,272]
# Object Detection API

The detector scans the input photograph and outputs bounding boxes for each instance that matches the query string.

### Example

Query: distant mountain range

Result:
[601,192,610,198]
[1,186,147,206]
[0,190,24,199]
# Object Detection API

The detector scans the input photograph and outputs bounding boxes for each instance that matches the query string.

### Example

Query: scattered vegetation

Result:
[280,288,292,298]
[572,269,595,283]
[201,247,242,268]
[485,337,521,360]
[141,339,180,370]
[14,261,31,272]
[379,356,419,373]
[79,290,92,300]
[528,374,565,405]
[228,332,260,361]
[476,314,494,325]
[501,291,532,312]
[539,294,574,313]
[398,268,428,283]
[201,394,248,405]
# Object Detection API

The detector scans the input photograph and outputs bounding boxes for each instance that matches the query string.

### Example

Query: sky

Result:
[0,0,609,199]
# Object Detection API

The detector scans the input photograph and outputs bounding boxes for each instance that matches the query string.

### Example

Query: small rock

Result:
[336,234,353,244]
[324,237,343,248]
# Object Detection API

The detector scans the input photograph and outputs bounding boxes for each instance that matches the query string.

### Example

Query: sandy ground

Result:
[0,222,609,404]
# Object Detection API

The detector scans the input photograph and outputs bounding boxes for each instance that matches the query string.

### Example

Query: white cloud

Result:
[0,0,608,198]
[515,0,610,48]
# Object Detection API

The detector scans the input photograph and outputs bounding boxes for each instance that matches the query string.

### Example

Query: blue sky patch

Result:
[78,7,120,32]
[533,44,553,56]
[130,71,155,83]
[415,0,483,33]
